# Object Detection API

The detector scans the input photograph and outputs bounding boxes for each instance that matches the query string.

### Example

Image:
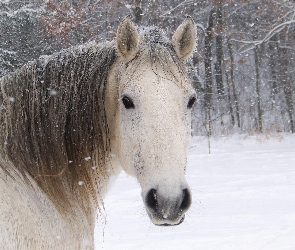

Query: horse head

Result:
[107,17,196,226]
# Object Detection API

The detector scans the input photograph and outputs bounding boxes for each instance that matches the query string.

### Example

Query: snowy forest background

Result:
[0,0,294,136]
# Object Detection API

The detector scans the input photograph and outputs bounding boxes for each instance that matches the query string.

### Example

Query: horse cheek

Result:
[118,114,139,177]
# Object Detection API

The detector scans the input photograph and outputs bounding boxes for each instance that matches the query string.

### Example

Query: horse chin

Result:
[147,211,185,226]
[156,216,185,227]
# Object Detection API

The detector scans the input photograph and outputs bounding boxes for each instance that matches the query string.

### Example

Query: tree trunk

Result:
[215,1,225,98]
[269,34,279,103]
[204,9,215,111]
[131,0,143,24]
[254,43,263,133]
[227,38,241,128]
[278,35,295,133]
[225,70,235,127]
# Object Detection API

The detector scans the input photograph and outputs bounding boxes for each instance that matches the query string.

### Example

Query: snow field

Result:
[95,133,295,250]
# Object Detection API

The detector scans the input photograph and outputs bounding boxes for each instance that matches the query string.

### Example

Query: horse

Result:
[0,16,196,249]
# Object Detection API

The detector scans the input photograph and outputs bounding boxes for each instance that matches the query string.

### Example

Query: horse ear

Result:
[172,17,196,60]
[116,16,139,61]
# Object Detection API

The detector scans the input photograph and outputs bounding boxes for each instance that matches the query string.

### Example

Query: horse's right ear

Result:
[116,16,139,61]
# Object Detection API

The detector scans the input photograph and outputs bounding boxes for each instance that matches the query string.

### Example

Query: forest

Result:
[0,0,294,136]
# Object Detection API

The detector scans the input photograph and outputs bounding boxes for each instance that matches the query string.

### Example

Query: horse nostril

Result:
[179,189,191,212]
[145,188,158,211]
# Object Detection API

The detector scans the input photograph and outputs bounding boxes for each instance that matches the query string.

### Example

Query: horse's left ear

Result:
[116,16,139,61]
[172,17,196,60]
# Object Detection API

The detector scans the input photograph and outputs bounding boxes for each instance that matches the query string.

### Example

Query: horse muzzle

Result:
[143,188,191,226]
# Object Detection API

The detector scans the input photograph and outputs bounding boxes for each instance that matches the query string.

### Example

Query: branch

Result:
[160,0,194,17]
[196,23,206,34]
[225,3,249,19]
[234,20,295,54]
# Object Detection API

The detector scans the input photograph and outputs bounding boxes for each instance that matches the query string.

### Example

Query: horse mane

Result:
[0,41,117,217]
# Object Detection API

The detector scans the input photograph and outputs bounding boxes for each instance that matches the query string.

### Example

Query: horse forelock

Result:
[141,27,170,46]
[0,41,117,219]
[124,27,190,88]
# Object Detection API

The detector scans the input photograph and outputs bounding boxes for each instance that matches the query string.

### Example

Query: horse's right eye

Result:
[122,96,135,109]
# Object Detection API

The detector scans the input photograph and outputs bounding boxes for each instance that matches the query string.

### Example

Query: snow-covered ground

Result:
[95,133,295,250]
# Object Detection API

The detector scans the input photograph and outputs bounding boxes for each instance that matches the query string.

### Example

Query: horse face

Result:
[114,17,196,226]
[118,66,195,225]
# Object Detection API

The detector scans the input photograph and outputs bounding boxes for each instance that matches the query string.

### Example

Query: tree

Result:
[0,1,47,76]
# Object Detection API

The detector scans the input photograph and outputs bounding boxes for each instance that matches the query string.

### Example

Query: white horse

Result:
[0,17,196,249]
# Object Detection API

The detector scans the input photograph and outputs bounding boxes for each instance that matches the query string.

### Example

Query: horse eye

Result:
[187,96,196,109]
[122,96,135,109]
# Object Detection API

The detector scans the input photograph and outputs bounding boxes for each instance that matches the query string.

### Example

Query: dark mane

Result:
[0,41,117,215]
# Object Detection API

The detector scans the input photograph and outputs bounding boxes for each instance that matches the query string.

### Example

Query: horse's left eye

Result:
[122,96,135,109]
[187,96,196,109]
